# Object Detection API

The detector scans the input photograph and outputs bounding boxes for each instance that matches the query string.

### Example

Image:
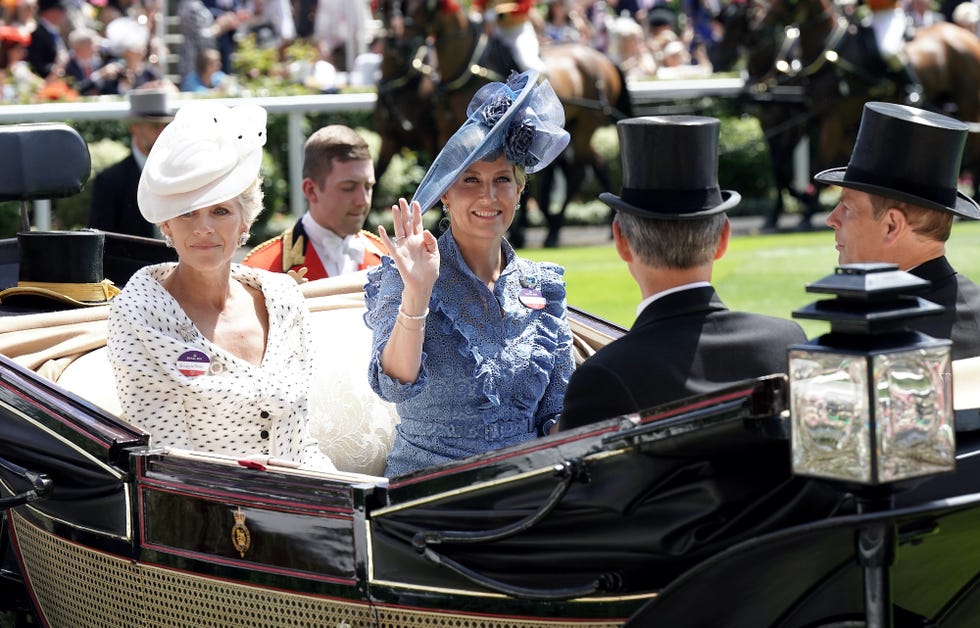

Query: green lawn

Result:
[522,220,980,339]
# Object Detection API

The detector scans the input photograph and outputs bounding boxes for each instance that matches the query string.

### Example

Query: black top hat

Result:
[0,231,120,308]
[37,0,67,12]
[648,7,677,29]
[814,102,980,219]
[600,115,740,220]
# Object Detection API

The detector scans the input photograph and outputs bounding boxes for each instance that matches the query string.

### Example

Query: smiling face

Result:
[161,198,248,272]
[305,157,375,237]
[442,156,523,245]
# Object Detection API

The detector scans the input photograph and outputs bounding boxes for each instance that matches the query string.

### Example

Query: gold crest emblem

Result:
[231,507,251,558]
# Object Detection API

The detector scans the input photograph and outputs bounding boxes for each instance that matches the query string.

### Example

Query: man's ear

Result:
[613,220,632,262]
[882,206,908,244]
[301,178,317,202]
[713,218,731,260]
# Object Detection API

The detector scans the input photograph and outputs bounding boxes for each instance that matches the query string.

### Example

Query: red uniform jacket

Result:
[243,217,384,281]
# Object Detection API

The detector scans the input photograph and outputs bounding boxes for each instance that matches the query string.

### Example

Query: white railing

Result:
[0,79,746,229]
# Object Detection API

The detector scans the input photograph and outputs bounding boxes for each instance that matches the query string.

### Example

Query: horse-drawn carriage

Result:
[3,123,980,627]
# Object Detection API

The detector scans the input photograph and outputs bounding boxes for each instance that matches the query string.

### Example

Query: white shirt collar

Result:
[636,281,712,317]
[301,212,365,277]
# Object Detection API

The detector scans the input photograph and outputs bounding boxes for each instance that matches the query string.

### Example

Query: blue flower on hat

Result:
[482,94,514,127]
[504,119,538,170]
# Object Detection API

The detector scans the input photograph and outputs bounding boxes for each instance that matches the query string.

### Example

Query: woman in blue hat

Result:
[364,70,574,477]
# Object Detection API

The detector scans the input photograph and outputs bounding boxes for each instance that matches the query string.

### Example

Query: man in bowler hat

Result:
[559,116,807,430]
[88,89,173,239]
[816,102,980,360]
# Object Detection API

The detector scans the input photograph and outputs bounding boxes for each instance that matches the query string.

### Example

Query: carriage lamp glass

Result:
[788,263,955,485]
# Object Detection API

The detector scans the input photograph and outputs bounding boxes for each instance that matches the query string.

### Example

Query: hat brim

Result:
[0,286,113,308]
[600,189,741,220]
[128,114,175,124]
[411,71,540,214]
[814,167,980,220]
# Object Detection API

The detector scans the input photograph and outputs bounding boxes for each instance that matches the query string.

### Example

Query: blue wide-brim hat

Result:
[411,70,571,213]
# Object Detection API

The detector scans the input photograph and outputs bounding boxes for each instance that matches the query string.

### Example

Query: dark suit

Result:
[26,20,63,78]
[908,256,980,360]
[88,154,156,238]
[560,285,808,430]
[65,56,107,96]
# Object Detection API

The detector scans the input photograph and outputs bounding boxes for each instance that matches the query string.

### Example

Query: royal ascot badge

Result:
[519,288,546,310]
[176,350,210,377]
[231,507,251,558]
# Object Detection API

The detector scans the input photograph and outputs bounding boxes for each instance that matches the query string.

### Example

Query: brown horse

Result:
[373,4,439,189]
[758,0,980,196]
[403,0,632,247]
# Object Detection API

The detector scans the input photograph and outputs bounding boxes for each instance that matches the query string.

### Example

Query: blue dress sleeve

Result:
[531,262,574,433]
[363,258,430,403]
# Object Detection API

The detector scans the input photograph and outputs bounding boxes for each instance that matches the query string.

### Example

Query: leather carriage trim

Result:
[136,471,357,517]
[374,462,592,517]
[0,364,141,449]
[367,576,658,605]
[0,399,133,541]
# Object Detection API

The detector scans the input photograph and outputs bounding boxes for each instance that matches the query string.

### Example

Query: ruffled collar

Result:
[431,230,550,410]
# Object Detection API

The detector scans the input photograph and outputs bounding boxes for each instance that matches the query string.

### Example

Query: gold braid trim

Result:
[15,279,120,302]
[281,225,307,273]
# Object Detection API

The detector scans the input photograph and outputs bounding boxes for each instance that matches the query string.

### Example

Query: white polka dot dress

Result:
[107,263,334,471]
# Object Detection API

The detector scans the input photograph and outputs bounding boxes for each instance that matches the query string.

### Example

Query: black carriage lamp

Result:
[789,263,955,628]
[788,262,955,487]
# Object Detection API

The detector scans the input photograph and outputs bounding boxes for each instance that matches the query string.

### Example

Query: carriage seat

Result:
[53,283,400,477]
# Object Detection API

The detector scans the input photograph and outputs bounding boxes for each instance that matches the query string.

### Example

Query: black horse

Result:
[712,0,823,231]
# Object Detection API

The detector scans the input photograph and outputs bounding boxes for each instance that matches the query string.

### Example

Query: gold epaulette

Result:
[241,233,284,261]
[281,226,307,272]
[360,229,387,257]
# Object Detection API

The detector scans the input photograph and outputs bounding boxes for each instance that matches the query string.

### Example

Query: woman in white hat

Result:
[364,70,573,477]
[107,102,334,471]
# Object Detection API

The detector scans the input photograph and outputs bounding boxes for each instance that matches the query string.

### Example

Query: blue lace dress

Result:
[364,230,574,477]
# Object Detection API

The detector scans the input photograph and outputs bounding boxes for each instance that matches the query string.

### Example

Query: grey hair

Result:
[238,177,265,227]
[615,211,727,269]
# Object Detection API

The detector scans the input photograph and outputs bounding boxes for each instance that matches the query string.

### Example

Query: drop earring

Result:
[164,235,173,248]
[240,232,250,247]
[439,204,451,233]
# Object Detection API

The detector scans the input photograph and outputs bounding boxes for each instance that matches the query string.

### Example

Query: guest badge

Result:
[519,288,546,310]
[177,350,210,377]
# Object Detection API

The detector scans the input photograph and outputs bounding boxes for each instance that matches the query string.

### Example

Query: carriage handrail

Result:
[0,456,53,510]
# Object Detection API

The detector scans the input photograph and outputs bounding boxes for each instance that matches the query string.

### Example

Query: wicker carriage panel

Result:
[12,511,623,627]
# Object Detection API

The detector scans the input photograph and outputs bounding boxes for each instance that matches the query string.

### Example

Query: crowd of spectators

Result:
[0,0,734,103]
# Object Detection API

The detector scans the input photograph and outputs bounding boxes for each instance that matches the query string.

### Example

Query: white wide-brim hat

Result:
[138,101,267,224]
[411,70,571,213]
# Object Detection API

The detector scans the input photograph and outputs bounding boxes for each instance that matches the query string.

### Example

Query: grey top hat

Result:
[600,115,740,219]
[128,88,175,123]
[814,102,980,220]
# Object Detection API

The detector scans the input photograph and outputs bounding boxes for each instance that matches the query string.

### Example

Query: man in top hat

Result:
[816,101,980,360]
[26,0,69,80]
[559,116,807,431]
[88,89,174,239]
[243,125,384,281]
